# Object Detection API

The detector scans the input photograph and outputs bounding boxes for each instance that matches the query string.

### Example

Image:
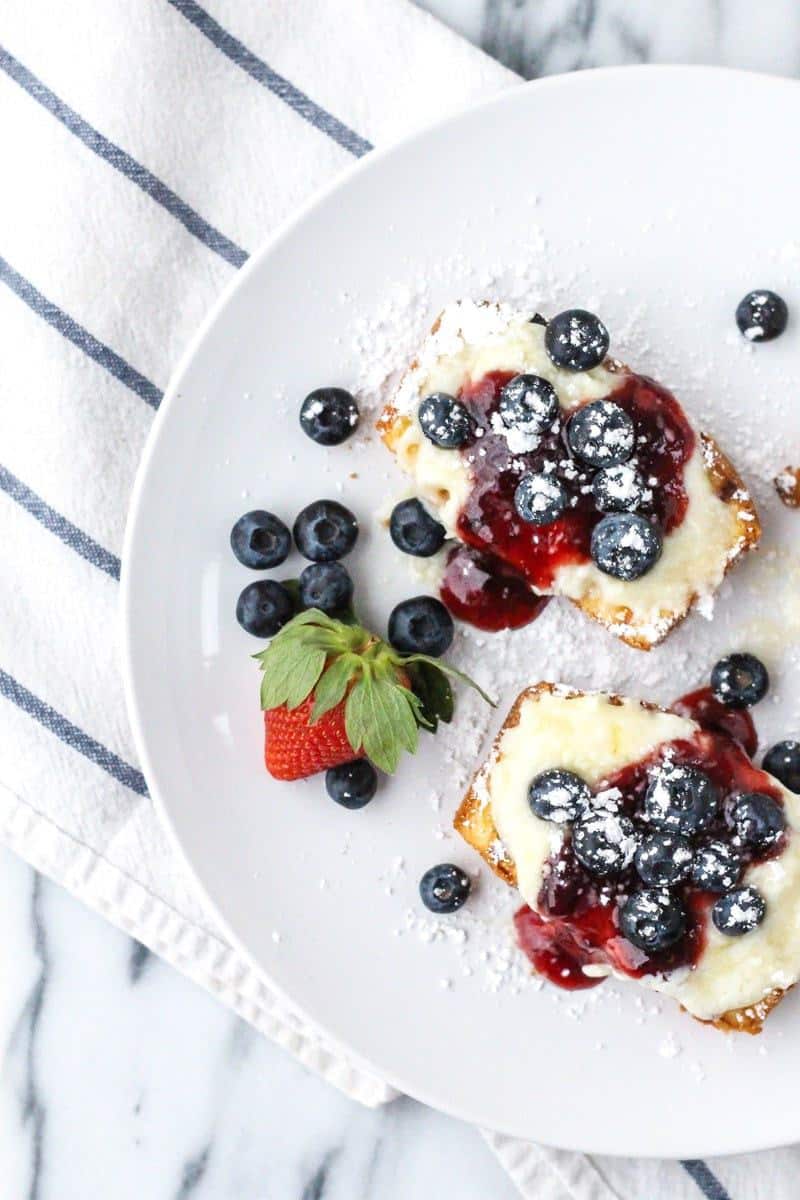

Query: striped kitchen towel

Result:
[0,1,791,1197]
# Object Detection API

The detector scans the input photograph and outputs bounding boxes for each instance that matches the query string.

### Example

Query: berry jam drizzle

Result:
[440,544,550,632]
[515,710,784,992]
[454,370,694,593]
[672,686,758,759]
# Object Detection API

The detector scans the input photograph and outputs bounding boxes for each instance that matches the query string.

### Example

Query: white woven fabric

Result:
[0,2,792,1196]
[0,0,511,1111]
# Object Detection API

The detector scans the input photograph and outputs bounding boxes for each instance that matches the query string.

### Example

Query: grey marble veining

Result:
[5,4,800,1197]
[0,849,518,1199]
[419,0,800,78]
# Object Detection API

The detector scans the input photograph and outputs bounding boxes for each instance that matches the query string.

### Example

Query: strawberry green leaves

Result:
[254,609,367,711]
[311,653,358,721]
[345,669,420,774]
[407,661,454,731]
[254,607,493,774]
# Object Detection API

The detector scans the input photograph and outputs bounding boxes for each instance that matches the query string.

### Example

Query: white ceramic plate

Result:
[123,67,800,1156]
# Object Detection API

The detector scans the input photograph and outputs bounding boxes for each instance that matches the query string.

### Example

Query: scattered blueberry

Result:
[388,595,454,657]
[419,863,471,913]
[325,760,378,809]
[644,763,719,836]
[230,510,291,569]
[567,400,634,468]
[545,309,610,371]
[498,374,559,436]
[514,472,568,526]
[620,889,687,954]
[634,832,694,888]
[299,387,359,445]
[389,498,446,558]
[729,792,786,850]
[293,500,358,562]
[712,886,766,936]
[236,580,294,638]
[691,839,742,893]
[763,740,800,794]
[592,463,649,513]
[528,769,590,824]
[418,393,471,449]
[590,513,663,581]
[710,653,769,709]
[571,811,637,878]
[530,312,548,326]
[298,562,353,615]
[735,290,788,343]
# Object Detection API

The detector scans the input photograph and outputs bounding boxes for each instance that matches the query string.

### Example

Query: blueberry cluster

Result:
[415,310,664,583]
[231,499,359,637]
[229,386,365,637]
[528,758,784,954]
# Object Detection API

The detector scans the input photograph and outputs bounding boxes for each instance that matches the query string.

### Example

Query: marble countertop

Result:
[4,3,800,1197]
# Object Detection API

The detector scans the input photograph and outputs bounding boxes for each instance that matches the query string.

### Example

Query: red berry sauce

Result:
[671,686,758,759]
[514,705,785,992]
[452,369,694,597]
[440,543,550,632]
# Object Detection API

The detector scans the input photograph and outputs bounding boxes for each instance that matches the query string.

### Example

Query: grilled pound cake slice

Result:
[378,302,760,649]
[455,683,800,1033]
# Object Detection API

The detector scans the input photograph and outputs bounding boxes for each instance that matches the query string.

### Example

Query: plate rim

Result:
[122,63,800,1157]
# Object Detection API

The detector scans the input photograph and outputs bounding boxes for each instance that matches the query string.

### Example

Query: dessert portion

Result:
[455,682,800,1032]
[379,301,760,648]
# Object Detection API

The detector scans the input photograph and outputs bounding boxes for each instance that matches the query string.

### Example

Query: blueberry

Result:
[590,513,662,581]
[592,464,649,513]
[692,839,742,893]
[514,472,568,526]
[710,652,769,709]
[712,886,766,936]
[388,595,454,657]
[528,769,590,824]
[420,863,471,913]
[620,889,687,954]
[735,290,788,343]
[230,510,291,569]
[729,792,786,850]
[644,763,719,836]
[298,562,353,615]
[567,400,634,467]
[389,498,446,557]
[545,309,610,371]
[293,500,358,562]
[299,387,359,445]
[325,760,378,809]
[236,580,294,638]
[498,374,559,436]
[530,312,548,326]
[571,811,637,878]
[418,393,471,449]
[763,740,800,794]
[634,832,694,888]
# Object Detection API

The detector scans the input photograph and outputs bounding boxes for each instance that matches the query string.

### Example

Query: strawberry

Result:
[255,608,491,781]
[264,694,357,780]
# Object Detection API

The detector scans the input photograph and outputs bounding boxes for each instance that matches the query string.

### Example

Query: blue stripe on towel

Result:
[0,45,248,269]
[0,466,121,581]
[0,256,163,409]
[682,1161,732,1200]
[0,669,148,796]
[166,0,373,157]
